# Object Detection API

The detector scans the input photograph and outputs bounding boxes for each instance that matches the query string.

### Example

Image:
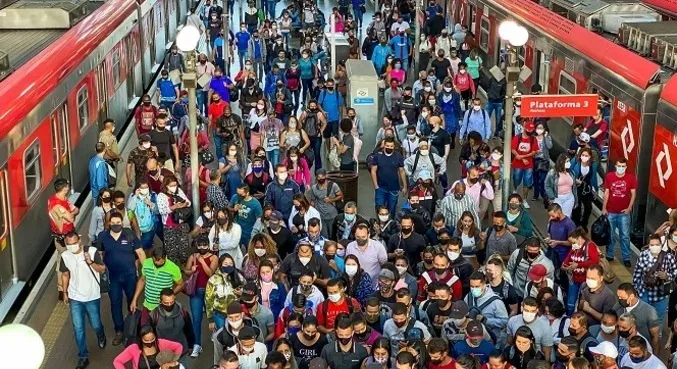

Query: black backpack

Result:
[122,310,142,347]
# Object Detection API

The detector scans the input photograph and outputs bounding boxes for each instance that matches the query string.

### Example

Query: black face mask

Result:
[424,258,434,264]
[568,327,578,336]
[454,193,464,200]
[618,329,631,338]
[243,301,256,309]
[154,262,165,269]
[355,329,369,340]
[618,298,630,308]
[526,251,539,260]
[439,238,449,245]
[302,332,316,341]
[143,101,151,106]
[110,224,123,233]
[198,248,209,255]
[162,304,175,312]
[435,267,447,275]
[142,340,156,348]
[430,358,443,365]
[338,337,352,345]
[217,218,228,225]
[493,224,504,231]
[384,148,394,155]
[102,197,111,204]
[401,227,413,235]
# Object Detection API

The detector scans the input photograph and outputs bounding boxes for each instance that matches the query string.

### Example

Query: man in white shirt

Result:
[229,326,268,369]
[60,232,107,369]
[619,336,665,369]
[346,223,388,288]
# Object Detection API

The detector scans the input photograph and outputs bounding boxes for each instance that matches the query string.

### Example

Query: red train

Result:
[447,0,675,239]
[0,0,191,319]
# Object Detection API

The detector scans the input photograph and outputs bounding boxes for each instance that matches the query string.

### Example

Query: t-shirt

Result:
[511,134,538,170]
[485,228,518,259]
[426,301,455,337]
[603,172,637,213]
[373,152,404,191]
[290,333,329,369]
[490,280,519,311]
[320,341,369,369]
[387,232,426,268]
[229,195,262,240]
[249,305,275,343]
[95,229,141,276]
[429,128,451,157]
[585,119,609,147]
[149,129,176,160]
[547,216,577,242]
[316,297,360,330]
[507,314,554,352]
[280,253,331,286]
[140,258,182,310]
[59,248,104,302]
[431,58,452,81]
[579,285,617,326]
[619,353,666,369]
[341,134,355,165]
[452,339,495,364]
[308,182,341,220]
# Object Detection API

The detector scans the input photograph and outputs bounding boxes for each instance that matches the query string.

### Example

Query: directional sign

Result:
[520,94,598,118]
[353,97,375,105]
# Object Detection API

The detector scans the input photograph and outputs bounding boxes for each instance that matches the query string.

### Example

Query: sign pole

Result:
[502,46,520,211]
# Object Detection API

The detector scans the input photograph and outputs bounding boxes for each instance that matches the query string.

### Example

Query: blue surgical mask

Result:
[630,356,646,364]
[470,287,483,298]
[345,213,356,222]
[221,265,234,274]
[616,166,626,175]
[672,236,677,243]
[253,166,264,174]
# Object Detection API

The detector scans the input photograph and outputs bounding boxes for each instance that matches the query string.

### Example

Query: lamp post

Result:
[414,0,423,70]
[498,21,529,210]
[176,25,201,218]
[0,324,45,369]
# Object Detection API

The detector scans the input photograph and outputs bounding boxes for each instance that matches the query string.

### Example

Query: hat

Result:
[308,358,329,369]
[405,327,424,341]
[418,140,429,148]
[589,341,618,359]
[241,282,258,301]
[226,301,243,315]
[315,168,327,176]
[527,264,547,281]
[378,268,396,281]
[450,300,469,319]
[416,169,433,182]
[524,120,536,132]
[579,132,591,143]
[269,211,284,221]
[139,134,151,143]
[155,350,180,365]
[239,326,258,340]
[466,320,484,338]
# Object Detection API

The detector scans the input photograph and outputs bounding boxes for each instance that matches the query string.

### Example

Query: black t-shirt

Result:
[431,58,451,81]
[280,253,331,286]
[429,128,451,157]
[386,232,426,268]
[149,129,175,160]
[370,290,397,318]
[268,226,295,260]
[426,300,454,337]
[490,279,519,312]
[290,333,329,369]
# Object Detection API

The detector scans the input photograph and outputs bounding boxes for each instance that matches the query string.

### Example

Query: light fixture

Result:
[0,324,45,369]
[499,20,529,47]
[498,21,517,41]
[176,25,201,53]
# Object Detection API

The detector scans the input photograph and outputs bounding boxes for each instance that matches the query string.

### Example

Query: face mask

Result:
[395,64,401,69]
[375,356,388,364]
[356,237,368,247]
[260,271,273,282]
[420,149,429,156]
[568,327,579,336]
[66,243,80,253]
[618,329,631,338]
[460,69,467,74]
[143,101,151,106]
[299,256,311,266]
[110,224,123,233]
[428,99,436,105]
[435,267,447,275]
[378,214,389,222]
[630,356,646,364]
[564,161,572,169]
[241,345,254,353]
[198,248,209,255]
[424,87,432,92]
[139,188,150,196]
[384,148,394,155]
[571,243,582,250]
[328,293,342,303]
[290,156,298,162]
[536,128,545,135]
[454,193,464,201]
[217,218,228,226]
[253,166,263,174]
[672,236,677,243]
[526,251,539,260]
[345,213,356,222]
[142,142,151,149]
[491,152,502,161]
[162,304,175,312]
[101,196,111,204]
[142,340,156,348]
[523,311,537,323]
[586,278,599,290]
[254,248,267,257]
[471,287,483,298]
[447,251,460,261]
[221,265,234,274]
[509,203,520,210]
[167,186,177,194]
[278,172,288,181]
[203,211,213,219]
[345,264,358,276]
[407,133,416,140]
[473,105,481,111]
[302,332,316,341]
[494,224,504,231]
[396,266,408,275]
[601,324,616,334]
[650,245,662,254]
[338,337,352,345]
[401,227,413,235]
[616,166,626,175]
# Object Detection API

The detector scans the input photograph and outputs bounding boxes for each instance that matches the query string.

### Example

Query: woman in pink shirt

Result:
[113,326,183,369]
[332,10,345,32]
[545,153,577,217]
[281,146,311,191]
[387,58,406,84]
[453,62,476,110]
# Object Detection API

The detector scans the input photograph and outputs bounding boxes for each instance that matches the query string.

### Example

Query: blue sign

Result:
[353,97,375,105]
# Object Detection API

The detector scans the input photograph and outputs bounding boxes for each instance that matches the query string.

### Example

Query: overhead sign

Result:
[520,94,598,118]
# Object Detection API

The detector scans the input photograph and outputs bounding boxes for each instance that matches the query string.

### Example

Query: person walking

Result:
[371,137,407,216]
[602,158,637,267]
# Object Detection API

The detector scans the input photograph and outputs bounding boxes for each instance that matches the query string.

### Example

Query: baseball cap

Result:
[450,300,469,319]
[226,301,243,315]
[269,211,284,221]
[405,327,424,341]
[315,168,327,176]
[524,120,536,132]
[139,134,151,143]
[155,350,180,365]
[418,140,429,148]
[466,320,484,338]
[239,326,258,340]
[378,268,396,281]
[417,169,433,182]
[589,341,618,359]
[527,264,547,281]
[579,132,591,143]
[241,282,258,301]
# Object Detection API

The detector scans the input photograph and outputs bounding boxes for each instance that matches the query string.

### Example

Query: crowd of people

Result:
[41,1,677,369]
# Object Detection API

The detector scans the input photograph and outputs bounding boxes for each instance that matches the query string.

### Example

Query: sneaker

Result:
[522,200,530,209]
[605,256,615,262]
[623,260,632,268]
[76,358,89,369]
[97,334,106,349]
[112,332,123,346]
[190,344,203,358]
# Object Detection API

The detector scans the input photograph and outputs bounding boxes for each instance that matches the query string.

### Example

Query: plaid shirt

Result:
[206,184,229,210]
[632,249,677,302]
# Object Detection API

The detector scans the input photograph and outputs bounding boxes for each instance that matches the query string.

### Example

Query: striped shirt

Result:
[439,193,480,228]
[141,258,182,310]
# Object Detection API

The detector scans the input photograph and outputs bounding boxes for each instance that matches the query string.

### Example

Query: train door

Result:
[127,36,136,102]
[536,50,550,93]
[0,169,14,301]
[96,63,108,118]
[51,105,72,184]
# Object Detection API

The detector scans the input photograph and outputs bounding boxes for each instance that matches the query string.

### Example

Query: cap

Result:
[269,211,283,221]
[226,301,243,315]
[315,168,327,176]
[524,120,536,132]
[527,264,547,281]
[418,140,429,148]
[405,327,424,341]
[466,320,484,338]
[155,350,180,365]
[139,134,151,143]
[416,169,433,181]
[579,132,591,143]
[308,358,329,369]
[378,268,396,281]
[589,341,618,359]
[450,300,469,319]
[241,282,258,301]
[239,326,257,340]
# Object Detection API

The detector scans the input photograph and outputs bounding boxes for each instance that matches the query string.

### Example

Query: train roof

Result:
[0,30,66,73]
[498,0,661,89]
[643,0,677,15]
[0,0,137,141]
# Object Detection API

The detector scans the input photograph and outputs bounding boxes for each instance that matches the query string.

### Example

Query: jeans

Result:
[291,89,301,112]
[486,102,503,135]
[70,298,105,359]
[310,137,323,170]
[213,311,226,330]
[214,135,224,160]
[353,6,364,27]
[190,288,206,346]
[238,50,249,70]
[302,78,314,103]
[197,90,207,116]
[375,187,399,215]
[533,166,547,200]
[267,1,276,19]
[324,120,339,138]
[109,272,137,332]
[566,281,582,316]
[253,59,265,80]
[607,212,631,261]
[641,292,669,326]
[140,230,155,250]
[267,148,280,167]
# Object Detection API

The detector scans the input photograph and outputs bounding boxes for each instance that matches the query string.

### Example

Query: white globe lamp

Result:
[509,26,529,47]
[0,324,45,369]
[498,21,517,41]
[176,25,201,52]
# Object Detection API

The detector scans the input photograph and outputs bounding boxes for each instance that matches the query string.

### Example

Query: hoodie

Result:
[506,248,555,298]
[150,302,195,355]
[264,178,301,219]
[464,288,509,341]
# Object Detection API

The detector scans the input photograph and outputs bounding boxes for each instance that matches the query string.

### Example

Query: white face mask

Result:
[345,264,358,276]
[536,128,545,135]
[139,188,150,196]
[142,142,151,149]
[428,99,436,105]
[581,156,590,163]
[378,215,389,222]
[444,87,452,92]
[564,161,571,169]
[424,87,432,92]
[204,211,213,219]
[299,256,311,265]
[421,111,429,118]
[472,105,481,111]
[66,243,80,253]
[586,278,599,290]
[396,266,407,275]
[328,293,342,303]
[283,352,292,361]
[491,153,502,161]
[523,311,537,323]
[447,251,460,261]
[420,149,429,156]
[650,245,662,255]
[571,242,582,250]
[616,166,626,175]
[289,122,297,129]
[254,248,267,257]
[257,104,265,110]
[600,324,616,334]
[229,318,243,329]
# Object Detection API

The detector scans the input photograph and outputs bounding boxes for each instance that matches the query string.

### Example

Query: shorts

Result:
[512,167,533,188]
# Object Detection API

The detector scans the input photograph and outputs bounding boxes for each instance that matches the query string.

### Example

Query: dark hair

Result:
[108,211,123,222]
[544,298,565,318]
[568,226,589,241]
[371,337,392,358]
[221,350,239,363]
[265,351,287,366]
[160,288,174,298]
[301,315,318,328]
[151,246,166,260]
[428,337,448,354]
[618,282,637,296]
[508,193,522,203]
[627,335,648,350]
[137,325,158,349]
[396,351,416,365]
[392,302,408,316]
[456,355,480,369]
[54,178,70,192]
[587,264,604,277]
[327,278,345,289]
[514,326,535,342]
[366,296,380,308]
[560,336,580,353]
[554,153,569,173]
[335,314,353,330]
[469,271,486,282]
[489,350,507,362]
[493,211,507,220]
[522,297,538,307]
[308,217,321,228]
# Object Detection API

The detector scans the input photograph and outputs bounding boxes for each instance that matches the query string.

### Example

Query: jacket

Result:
[372,44,393,72]
[362,37,380,60]
[247,37,267,61]
[438,91,462,131]
[506,248,555,298]
[505,209,533,239]
[534,135,553,169]
[569,158,600,192]
[259,281,287,319]
[331,213,367,241]
[89,155,108,199]
[486,77,506,103]
[264,179,301,219]
[460,109,491,141]
[544,169,578,205]
[113,339,183,369]
[453,71,476,94]
[148,303,195,354]
[281,157,311,188]
[464,288,509,338]
[562,240,600,283]
[288,205,322,231]
[205,270,239,321]
[404,151,447,180]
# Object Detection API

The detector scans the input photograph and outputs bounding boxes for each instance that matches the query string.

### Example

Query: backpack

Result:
[322,297,355,323]
[326,180,344,211]
[134,196,155,233]
[411,150,440,177]
[468,295,501,320]
[462,109,487,138]
[304,111,321,137]
[557,317,569,339]
[123,310,142,347]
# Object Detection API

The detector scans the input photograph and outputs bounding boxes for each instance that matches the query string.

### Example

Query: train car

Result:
[448,0,662,238]
[646,75,677,233]
[642,0,677,19]
[0,0,191,320]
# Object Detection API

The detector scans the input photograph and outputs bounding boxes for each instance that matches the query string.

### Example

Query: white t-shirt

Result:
[229,342,268,369]
[619,353,666,369]
[59,248,103,302]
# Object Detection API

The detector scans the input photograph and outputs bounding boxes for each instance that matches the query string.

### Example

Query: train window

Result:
[479,16,490,52]
[24,140,41,201]
[112,49,121,87]
[77,86,89,130]
[558,71,577,95]
[59,105,68,156]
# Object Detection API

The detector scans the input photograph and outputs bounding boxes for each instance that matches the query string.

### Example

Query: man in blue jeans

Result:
[319,78,344,139]
[60,231,107,369]
[235,23,251,70]
[95,211,145,346]
[602,158,637,268]
[371,138,407,215]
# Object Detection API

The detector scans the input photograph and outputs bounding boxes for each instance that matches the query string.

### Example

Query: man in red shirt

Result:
[602,158,637,267]
[584,106,609,151]
[428,337,456,369]
[316,278,361,334]
[47,178,79,299]
[511,120,538,208]
[134,94,158,135]
[417,253,462,302]
[207,92,229,135]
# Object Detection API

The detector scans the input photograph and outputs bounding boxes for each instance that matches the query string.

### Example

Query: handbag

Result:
[171,195,192,224]
[645,251,666,287]
[184,256,198,296]
[86,247,110,293]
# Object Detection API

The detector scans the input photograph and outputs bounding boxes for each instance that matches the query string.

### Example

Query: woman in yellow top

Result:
[205,253,246,332]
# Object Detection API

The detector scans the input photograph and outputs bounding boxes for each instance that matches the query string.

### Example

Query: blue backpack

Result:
[133,194,155,233]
